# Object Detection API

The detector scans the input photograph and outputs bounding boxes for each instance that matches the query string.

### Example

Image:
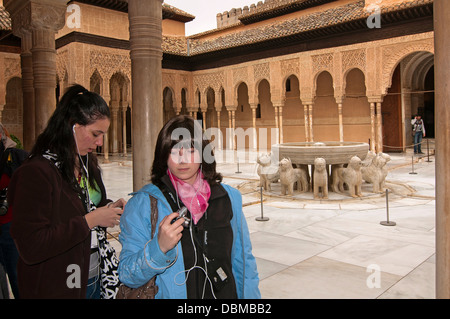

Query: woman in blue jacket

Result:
[118,115,260,299]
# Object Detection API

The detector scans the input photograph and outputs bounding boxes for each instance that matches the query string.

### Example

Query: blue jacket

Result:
[118,182,260,299]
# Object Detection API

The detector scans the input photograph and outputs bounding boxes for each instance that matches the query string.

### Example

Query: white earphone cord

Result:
[168,167,217,299]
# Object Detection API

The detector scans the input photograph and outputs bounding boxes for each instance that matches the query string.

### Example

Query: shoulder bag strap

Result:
[149,195,158,239]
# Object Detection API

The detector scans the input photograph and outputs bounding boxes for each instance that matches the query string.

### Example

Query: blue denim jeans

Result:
[86,275,101,299]
[0,222,20,299]
[414,131,423,153]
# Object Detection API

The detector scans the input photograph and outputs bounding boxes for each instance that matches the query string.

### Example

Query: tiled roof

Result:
[163,35,188,54]
[162,3,195,22]
[239,0,336,25]
[0,6,11,31]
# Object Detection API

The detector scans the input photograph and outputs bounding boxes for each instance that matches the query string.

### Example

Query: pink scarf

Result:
[168,169,211,224]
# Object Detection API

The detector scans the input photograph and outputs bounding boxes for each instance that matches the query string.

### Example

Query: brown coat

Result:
[9,155,108,298]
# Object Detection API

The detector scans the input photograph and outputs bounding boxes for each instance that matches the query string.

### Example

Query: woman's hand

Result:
[107,198,127,209]
[157,212,184,254]
[85,205,123,229]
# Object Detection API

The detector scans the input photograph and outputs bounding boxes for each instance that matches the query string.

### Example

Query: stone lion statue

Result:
[279,157,309,195]
[362,152,391,193]
[256,152,279,191]
[331,164,345,193]
[341,156,363,197]
[313,157,328,199]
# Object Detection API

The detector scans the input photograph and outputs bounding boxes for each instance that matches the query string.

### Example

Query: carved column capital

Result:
[5,0,67,35]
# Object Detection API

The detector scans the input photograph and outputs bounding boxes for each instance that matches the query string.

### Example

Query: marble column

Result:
[337,103,344,143]
[228,110,232,150]
[101,86,110,163]
[110,101,119,153]
[5,0,67,137]
[250,103,258,151]
[202,110,207,130]
[308,104,314,142]
[103,132,110,163]
[274,105,279,143]
[434,0,450,299]
[278,104,284,144]
[231,110,236,150]
[216,110,222,150]
[376,102,383,152]
[19,30,35,151]
[303,104,310,142]
[122,106,127,156]
[370,102,376,152]
[128,0,163,191]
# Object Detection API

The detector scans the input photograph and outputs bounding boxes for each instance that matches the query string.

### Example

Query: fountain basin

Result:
[272,142,369,165]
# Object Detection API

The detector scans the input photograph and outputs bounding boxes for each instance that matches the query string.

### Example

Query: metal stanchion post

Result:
[426,138,432,162]
[380,189,396,226]
[409,155,417,175]
[256,186,269,222]
[235,157,241,174]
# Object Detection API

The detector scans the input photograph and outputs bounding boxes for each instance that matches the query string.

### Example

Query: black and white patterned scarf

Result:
[43,150,120,299]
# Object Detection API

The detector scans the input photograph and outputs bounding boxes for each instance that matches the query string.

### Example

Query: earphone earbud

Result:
[73,124,76,134]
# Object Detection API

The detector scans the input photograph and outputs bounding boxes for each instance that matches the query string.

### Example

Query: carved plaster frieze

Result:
[233,67,248,86]
[56,50,68,82]
[342,49,366,74]
[4,57,22,82]
[281,58,300,78]
[193,72,224,94]
[162,73,176,91]
[253,62,270,83]
[312,53,334,76]
[89,49,131,82]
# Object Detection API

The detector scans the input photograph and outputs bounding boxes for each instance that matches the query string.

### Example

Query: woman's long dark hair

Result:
[151,115,222,186]
[31,84,110,188]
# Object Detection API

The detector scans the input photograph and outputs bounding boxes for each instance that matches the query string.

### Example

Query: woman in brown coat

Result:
[9,85,126,299]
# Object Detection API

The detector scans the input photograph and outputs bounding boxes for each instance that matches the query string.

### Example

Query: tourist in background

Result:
[411,114,426,154]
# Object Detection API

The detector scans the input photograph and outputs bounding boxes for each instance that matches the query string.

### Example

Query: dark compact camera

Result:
[171,206,190,227]
[0,188,8,216]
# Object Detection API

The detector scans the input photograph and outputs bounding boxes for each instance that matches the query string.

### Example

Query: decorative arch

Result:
[180,87,188,115]
[402,51,434,90]
[283,74,305,142]
[313,71,339,141]
[192,88,201,113]
[233,81,248,110]
[90,69,103,94]
[3,77,23,142]
[283,74,300,96]
[253,77,270,105]
[381,41,434,95]
[342,67,366,99]
[342,68,371,143]
[108,72,129,154]
[312,69,335,101]
[163,86,176,123]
